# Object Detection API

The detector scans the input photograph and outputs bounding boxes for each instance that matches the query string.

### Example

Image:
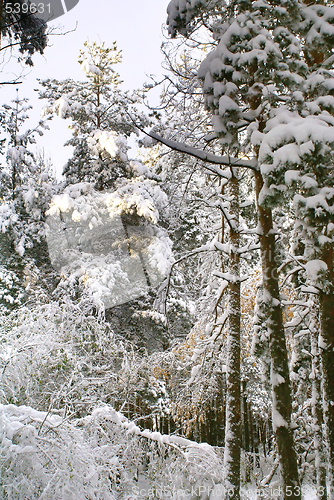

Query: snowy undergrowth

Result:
[0,404,137,499]
[0,403,225,500]
[0,303,318,499]
[1,401,316,499]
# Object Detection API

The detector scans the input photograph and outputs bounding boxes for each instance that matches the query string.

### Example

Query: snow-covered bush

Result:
[0,298,133,416]
[0,403,225,500]
[0,404,141,499]
[0,298,173,426]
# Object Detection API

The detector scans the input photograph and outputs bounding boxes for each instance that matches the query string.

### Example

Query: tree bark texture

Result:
[319,242,334,500]
[310,300,328,500]
[223,171,241,500]
[254,170,301,500]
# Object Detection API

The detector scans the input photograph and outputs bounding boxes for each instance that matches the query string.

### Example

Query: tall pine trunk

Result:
[319,243,334,498]
[223,170,241,500]
[310,299,327,500]
[254,170,300,500]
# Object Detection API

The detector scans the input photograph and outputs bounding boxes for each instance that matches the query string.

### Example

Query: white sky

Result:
[1,0,169,176]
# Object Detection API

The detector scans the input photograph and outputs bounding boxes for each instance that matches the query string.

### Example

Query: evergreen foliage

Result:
[39,41,145,190]
[0,0,47,67]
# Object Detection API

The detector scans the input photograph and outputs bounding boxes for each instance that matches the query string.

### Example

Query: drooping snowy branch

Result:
[90,405,213,453]
[147,131,258,173]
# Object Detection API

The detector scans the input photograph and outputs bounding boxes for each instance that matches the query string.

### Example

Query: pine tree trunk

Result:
[242,381,252,483]
[223,170,241,500]
[254,170,301,500]
[319,243,334,499]
[310,300,327,500]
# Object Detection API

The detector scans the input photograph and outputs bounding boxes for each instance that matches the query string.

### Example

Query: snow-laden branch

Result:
[125,110,257,174]
[237,243,261,255]
[214,240,260,255]
[148,132,258,173]
[213,270,249,283]
[260,461,280,487]
[89,406,213,454]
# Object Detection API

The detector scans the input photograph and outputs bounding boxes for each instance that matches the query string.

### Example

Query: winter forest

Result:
[0,0,334,499]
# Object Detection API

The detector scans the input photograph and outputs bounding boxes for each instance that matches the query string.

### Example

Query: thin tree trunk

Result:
[319,243,334,500]
[223,170,241,500]
[310,299,327,500]
[254,170,301,500]
[242,381,252,483]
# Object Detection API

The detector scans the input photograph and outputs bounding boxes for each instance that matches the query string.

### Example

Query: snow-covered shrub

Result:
[0,298,174,426]
[142,442,224,500]
[91,406,225,500]
[0,298,133,416]
[0,404,143,499]
[0,403,225,500]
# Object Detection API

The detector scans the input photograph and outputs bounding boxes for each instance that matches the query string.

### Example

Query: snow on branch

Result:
[125,111,257,174]
[88,406,213,454]
[148,132,258,173]
[213,271,249,283]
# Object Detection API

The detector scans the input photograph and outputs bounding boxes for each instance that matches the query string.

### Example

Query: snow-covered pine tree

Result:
[0,93,56,312]
[39,41,145,190]
[39,42,175,349]
[252,4,334,492]
[43,135,173,343]
[309,299,327,500]
[146,44,248,487]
